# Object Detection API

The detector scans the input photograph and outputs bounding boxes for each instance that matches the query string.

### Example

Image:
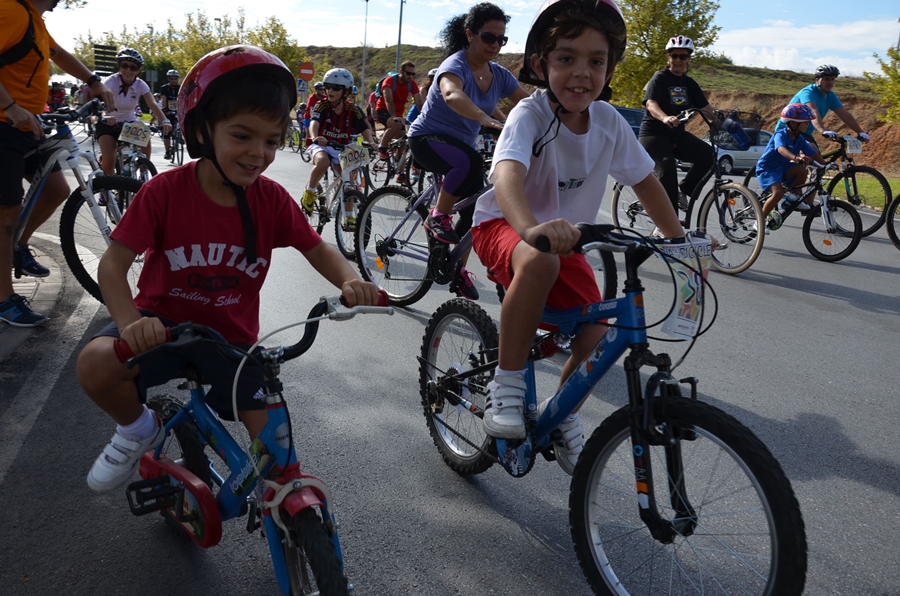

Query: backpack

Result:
[0,0,44,89]
[374,73,413,100]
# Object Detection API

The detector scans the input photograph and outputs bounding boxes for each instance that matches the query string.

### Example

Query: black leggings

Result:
[639,132,714,213]
[408,134,485,239]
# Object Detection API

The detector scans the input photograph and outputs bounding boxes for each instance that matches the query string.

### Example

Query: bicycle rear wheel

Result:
[825,165,891,237]
[697,182,764,274]
[283,508,350,596]
[610,183,656,235]
[291,128,303,153]
[801,199,861,262]
[886,193,900,251]
[334,189,364,260]
[368,156,393,188]
[419,298,497,475]
[742,168,763,196]
[570,399,807,596]
[59,175,144,302]
[355,185,433,306]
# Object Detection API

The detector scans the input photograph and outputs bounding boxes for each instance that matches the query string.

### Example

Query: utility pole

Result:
[395,0,406,72]
[362,0,369,94]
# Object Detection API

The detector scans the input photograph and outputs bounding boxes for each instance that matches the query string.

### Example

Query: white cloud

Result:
[711,19,898,75]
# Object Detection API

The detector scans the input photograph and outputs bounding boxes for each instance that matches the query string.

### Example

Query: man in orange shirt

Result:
[0,0,114,326]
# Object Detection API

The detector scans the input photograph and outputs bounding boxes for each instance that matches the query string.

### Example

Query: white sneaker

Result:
[796,201,811,212]
[751,221,769,236]
[538,399,584,476]
[87,415,165,492]
[483,374,527,439]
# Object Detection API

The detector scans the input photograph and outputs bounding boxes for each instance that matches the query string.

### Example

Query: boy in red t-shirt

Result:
[76,46,379,493]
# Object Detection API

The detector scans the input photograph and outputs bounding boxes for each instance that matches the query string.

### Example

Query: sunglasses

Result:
[669,53,691,61]
[324,83,347,92]
[476,31,508,47]
[403,70,416,77]
[119,62,141,71]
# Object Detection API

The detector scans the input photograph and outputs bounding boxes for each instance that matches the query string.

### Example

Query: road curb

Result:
[0,242,63,363]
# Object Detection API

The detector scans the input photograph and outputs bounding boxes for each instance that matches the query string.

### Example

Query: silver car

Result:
[679,128,773,174]
[709,128,773,174]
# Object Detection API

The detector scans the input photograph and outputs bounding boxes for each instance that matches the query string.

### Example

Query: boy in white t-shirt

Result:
[471,0,684,475]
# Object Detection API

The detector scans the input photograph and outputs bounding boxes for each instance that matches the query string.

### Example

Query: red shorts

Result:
[472,218,602,310]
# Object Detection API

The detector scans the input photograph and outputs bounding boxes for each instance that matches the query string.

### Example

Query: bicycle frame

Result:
[447,239,700,535]
[373,173,482,278]
[776,166,839,226]
[16,118,122,259]
[150,371,341,595]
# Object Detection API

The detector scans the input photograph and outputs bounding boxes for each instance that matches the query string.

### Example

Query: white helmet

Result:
[323,68,354,89]
[428,68,438,78]
[665,35,695,53]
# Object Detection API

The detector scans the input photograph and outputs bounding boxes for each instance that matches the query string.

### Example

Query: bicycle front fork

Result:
[625,350,699,543]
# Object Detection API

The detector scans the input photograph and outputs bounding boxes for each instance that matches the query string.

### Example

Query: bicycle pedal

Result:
[126,476,180,516]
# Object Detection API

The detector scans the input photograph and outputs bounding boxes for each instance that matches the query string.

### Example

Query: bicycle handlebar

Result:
[38,98,102,124]
[114,292,393,365]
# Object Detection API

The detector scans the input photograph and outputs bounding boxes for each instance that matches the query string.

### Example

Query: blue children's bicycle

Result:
[417,224,807,595]
[117,295,393,596]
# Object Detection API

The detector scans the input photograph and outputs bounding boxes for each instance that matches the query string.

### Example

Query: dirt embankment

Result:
[700,91,900,177]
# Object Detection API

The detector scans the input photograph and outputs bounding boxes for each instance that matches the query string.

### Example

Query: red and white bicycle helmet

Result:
[519,0,626,94]
[178,45,297,159]
[780,103,815,122]
[665,35,695,53]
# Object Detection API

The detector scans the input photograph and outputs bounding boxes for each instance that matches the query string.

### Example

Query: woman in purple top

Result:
[408,2,529,283]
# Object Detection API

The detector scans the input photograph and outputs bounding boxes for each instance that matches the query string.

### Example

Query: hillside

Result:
[306,45,898,176]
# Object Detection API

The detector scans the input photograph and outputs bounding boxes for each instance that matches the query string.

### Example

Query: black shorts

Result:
[0,121,62,207]
[375,108,391,127]
[162,112,178,139]
[93,311,267,421]
[95,121,124,140]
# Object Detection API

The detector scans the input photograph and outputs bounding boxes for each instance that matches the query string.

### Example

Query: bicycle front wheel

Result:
[610,183,655,235]
[697,182,764,274]
[291,128,303,153]
[825,165,891,237]
[368,156,393,188]
[283,508,350,596]
[419,298,497,475]
[801,199,862,261]
[334,189,364,260]
[59,175,144,302]
[135,157,157,184]
[570,399,807,596]
[886,193,900,251]
[355,185,433,306]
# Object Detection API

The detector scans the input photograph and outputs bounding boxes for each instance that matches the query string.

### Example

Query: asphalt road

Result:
[0,132,898,596]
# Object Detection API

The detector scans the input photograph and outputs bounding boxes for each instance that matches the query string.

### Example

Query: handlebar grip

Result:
[535,236,551,253]
[113,327,173,363]
[338,289,392,308]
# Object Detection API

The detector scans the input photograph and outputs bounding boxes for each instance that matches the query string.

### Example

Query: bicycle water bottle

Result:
[723,117,752,150]
[778,193,801,213]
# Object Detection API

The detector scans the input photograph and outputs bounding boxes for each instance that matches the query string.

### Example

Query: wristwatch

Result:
[86,74,102,86]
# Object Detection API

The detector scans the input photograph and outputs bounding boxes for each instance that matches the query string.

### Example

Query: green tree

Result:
[864,46,900,124]
[611,0,721,106]
[246,17,305,73]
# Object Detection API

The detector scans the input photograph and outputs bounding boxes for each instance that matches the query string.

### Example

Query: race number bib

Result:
[118,120,151,147]
[338,144,370,174]
[843,135,862,154]
[655,234,713,340]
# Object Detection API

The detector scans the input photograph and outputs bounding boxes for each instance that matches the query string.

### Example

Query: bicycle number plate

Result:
[656,234,713,340]
[339,145,370,174]
[119,120,151,147]
[843,135,862,154]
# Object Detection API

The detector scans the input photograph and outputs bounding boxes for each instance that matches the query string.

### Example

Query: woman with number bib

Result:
[95,48,171,175]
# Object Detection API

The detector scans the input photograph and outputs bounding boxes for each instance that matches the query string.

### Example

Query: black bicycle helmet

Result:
[519,0,626,101]
[815,64,840,78]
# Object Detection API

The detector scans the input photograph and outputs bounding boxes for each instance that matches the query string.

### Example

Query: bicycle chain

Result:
[429,384,500,465]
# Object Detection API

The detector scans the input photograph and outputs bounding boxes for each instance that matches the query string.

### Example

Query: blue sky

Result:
[45,0,899,77]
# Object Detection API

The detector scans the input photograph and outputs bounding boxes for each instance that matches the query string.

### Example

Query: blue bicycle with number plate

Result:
[118,295,393,596]
[418,224,807,595]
